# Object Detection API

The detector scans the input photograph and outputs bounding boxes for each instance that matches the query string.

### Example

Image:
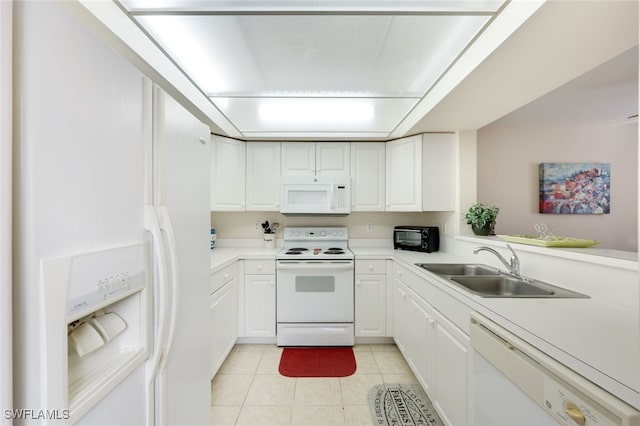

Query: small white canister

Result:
[263,232,275,249]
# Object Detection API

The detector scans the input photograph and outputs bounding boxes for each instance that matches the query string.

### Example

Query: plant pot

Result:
[471,223,493,236]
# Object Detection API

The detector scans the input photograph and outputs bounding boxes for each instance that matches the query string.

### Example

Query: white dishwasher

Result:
[470,313,640,426]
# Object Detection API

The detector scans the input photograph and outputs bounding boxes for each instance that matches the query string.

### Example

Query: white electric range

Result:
[276,227,354,346]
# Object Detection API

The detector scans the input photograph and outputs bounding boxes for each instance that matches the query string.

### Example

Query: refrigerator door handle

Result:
[156,205,179,374]
[144,205,169,385]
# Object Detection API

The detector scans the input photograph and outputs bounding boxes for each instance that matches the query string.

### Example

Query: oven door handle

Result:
[277,261,354,270]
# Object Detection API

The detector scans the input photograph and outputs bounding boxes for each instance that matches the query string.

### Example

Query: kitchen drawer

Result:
[394,263,424,291]
[355,259,386,275]
[244,259,276,275]
[210,262,238,294]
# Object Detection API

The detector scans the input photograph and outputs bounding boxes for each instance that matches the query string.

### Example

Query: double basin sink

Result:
[415,263,589,298]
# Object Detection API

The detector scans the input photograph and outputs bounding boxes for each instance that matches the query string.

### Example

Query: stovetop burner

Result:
[324,250,345,255]
[288,247,309,252]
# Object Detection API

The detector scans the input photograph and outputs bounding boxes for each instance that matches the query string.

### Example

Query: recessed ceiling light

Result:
[258,99,374,125]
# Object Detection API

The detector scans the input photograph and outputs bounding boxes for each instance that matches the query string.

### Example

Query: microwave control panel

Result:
[334,184,347,209]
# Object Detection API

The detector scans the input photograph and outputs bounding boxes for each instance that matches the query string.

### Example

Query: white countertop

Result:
[210,244,640,409]
[210,247,281,272]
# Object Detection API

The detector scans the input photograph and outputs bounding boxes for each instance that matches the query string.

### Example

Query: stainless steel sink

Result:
[416,263,499,276]
[450,276,589,298]
[415,262,589,299]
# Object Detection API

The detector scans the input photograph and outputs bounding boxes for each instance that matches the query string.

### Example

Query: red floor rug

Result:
[278,347,357,378]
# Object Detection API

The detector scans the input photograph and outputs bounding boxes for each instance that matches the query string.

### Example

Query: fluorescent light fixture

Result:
[122,0,505,13]
[137,15,232,93]
[258,99,374,125]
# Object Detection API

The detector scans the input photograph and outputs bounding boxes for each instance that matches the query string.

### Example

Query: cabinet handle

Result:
[427,318,435,326]
[368,265,373,271]
[257,265,263,270]
[356,281,361,286]
[223,273,229,280]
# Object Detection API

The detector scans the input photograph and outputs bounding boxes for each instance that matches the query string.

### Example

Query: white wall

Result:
[476,48,638,251]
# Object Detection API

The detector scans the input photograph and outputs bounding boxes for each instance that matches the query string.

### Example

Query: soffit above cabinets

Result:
[118,0,544,140]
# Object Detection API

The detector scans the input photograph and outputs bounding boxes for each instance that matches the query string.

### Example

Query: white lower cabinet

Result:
[393,263,471,426]
[244,274,276,337]
[355,274,386,337]
[406,288,435,395]
[432,308,471,426]
[243,259,276,338]
[210,263,239,378]
[355,259,388,337]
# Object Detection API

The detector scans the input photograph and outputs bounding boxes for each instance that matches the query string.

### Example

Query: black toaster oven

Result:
[393,226,440,253]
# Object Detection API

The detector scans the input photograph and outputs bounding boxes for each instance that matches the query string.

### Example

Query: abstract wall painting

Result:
[539,163,610,214]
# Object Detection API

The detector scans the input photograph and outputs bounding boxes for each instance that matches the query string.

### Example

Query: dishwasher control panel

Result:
[543,376,615,425]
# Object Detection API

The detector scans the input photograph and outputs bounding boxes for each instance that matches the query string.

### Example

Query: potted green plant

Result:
[465,202,499,236]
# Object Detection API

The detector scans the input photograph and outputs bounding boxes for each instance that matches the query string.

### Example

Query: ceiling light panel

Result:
[136,14,490,98]
[214,97,418,134]
[124,0,512,138]
[121,0,505,13]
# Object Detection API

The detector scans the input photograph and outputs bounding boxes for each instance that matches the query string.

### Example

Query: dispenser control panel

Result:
[65,243,149,321]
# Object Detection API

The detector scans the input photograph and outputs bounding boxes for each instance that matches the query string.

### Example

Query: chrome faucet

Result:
[474,244,521,277]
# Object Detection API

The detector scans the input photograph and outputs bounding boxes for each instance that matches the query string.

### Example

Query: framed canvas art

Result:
[539,163,610,214]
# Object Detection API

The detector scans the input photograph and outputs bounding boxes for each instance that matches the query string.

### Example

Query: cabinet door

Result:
[431,309,471,426]
[351,143,385,211]
[393,278,411,353]
[210,279,238,377]
[281,142,315,175]
[355,274,386,337]
[405,289,434,395]
[316,142,350,176]
[386,135,422,211]
[211,135,246,211]
[422,133,455,211]
[246,142,281,211]
[244,275,276,337]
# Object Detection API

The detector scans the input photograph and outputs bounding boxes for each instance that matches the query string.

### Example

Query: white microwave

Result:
[280,175,351,215]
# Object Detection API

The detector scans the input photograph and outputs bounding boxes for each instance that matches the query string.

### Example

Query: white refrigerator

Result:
[11,1,211,425]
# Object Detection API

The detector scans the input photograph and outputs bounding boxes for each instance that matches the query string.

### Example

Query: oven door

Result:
[276,260,354,322]
[394,229,422,250]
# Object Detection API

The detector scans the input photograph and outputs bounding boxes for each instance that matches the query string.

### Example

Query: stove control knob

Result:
[320,231,326,236]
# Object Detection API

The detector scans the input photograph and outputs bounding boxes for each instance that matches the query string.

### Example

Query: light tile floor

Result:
[210,344,419,426]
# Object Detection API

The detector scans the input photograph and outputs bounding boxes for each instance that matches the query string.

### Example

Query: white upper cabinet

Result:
[281,142,350,176]
[315,143,350,176]
[281,142,315,175]
[385,133,456,212]
[211,135,246,211]
[422,134,456,211]
[351,143,385,211]
[386,135,422,211]
[246,142,281,211]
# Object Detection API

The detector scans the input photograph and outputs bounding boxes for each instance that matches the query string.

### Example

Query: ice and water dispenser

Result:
[40,242,151,423]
